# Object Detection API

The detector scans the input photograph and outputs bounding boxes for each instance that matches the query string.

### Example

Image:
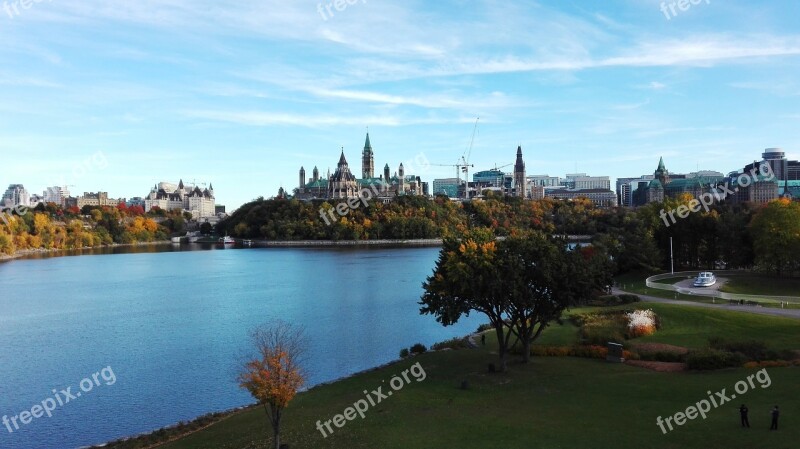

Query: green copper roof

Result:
[648,179,663,189]
[656,157,666,172]
[364,133,372,151]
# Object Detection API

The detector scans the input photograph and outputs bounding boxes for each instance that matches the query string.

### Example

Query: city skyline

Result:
[1,0,799,209]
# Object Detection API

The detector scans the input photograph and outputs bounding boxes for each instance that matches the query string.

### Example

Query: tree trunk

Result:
[268,405,282,449]
[521,338,531,363]
[494,324,507,372]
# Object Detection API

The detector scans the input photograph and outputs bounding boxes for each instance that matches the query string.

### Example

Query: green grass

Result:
[720,275,800,297]
[157,303,800,449]
[631,303,800,350]
[615,272,800,309]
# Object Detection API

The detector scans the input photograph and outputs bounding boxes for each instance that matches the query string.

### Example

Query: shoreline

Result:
[0,241,173,263]
[91,332,477,449]
[0,239,444,263]
[255,238,443,248]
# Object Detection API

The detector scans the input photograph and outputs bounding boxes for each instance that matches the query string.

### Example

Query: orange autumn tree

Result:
[238,322,306,449]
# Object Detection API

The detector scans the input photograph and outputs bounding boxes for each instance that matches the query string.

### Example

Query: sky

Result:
[1,0,799,210]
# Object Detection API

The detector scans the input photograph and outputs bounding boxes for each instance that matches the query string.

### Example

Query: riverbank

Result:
[121,302,800,449]
[255,238,443,248]
[0,240,173,263]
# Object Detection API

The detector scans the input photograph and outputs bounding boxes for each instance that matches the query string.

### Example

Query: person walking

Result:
[739,404,750,428]
[770,406,779,430]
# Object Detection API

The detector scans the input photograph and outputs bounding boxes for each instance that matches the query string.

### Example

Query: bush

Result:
[709,337,796,362]
[409,343,427,354]
[587,295,620,306]
[431,337,470,351]
[399,348,409,358]
[686,349,747,370]
[476,323,493,333]
[638,351,685,363]
[580,325,625,346]
[618,294,641,304]
[530,345,638,360]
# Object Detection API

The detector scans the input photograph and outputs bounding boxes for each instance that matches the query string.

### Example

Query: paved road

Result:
[612,288,800,320]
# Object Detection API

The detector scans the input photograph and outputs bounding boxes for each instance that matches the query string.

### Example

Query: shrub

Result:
[708,337,768,361]
[618,294,641,304]
[431,337,470,351]
[587,295,620,306]
[399,348,409,358]
[686,349,747,370]
[580,325,625,345]
[626,309,657,338]
[409,343,427,354]
[476,323,493,333]
[638,351,685,363]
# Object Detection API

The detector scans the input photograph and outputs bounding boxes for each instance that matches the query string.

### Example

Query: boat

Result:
[170,236,182,243]
[693,272,716,287]
[243,239,254,246]
[219,235,235,244]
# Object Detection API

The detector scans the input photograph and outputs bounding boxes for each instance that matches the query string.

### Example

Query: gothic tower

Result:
[384,163,391,192]
[299,166,306,193]
[398,163,405,194]
[655,157,670,187]
[362,133,375,179]
[328,149,358,198]
[513,146,526,198]
[312,166,319,183]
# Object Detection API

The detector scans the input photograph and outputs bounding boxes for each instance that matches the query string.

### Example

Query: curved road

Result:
[612,288,800,320]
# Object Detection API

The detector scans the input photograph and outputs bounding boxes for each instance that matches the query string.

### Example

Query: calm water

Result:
[0,245,482,449]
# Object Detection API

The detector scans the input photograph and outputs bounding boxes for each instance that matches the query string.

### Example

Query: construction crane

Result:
[429,162,467,198]
[431,117,479,199]
[486,163,512,172]
[460,118,479,199]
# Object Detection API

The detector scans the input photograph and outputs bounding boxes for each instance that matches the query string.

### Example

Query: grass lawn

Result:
[720,275,800,297]
[615,272,800,309]
[159,303,800,449]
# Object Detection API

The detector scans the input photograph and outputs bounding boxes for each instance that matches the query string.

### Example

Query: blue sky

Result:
[1,0,799,209]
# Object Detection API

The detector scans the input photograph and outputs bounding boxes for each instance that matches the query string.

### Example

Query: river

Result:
[0,245,482,449]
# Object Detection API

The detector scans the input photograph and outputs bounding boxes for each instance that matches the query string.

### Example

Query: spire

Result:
[657,156,666,172]
[364,133,372,152]
[209,183,213,190]
[178,179,184,189]
[339,148,347,165]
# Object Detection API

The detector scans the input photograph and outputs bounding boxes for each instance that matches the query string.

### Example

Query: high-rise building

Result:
[472,170,505,188]
[565,174,611,190]
[43,186,68,206]
[432,178,459,198]
[2,184,29,207]
[528,175,561,187]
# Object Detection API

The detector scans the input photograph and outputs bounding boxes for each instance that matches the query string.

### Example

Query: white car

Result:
[693,272,716,287]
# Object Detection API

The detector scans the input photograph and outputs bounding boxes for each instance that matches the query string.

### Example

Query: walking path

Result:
[612,288,800,320]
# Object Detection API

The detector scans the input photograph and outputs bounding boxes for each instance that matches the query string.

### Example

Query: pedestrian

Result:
[481,334,486,345]
[770,405,779,430]
[739,404,750,428]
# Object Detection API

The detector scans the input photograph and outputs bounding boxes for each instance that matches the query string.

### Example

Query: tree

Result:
[420,228,515,371]
[421,228,613,369]
[750,198,800,277]
[498,233,612,362]
[200,222,212,235]
[238,321,306,449]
